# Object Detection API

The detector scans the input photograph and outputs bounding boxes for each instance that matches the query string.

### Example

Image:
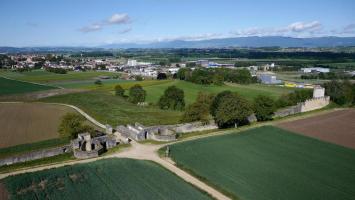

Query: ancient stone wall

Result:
[0,145,71,167]
[300,97,330,112]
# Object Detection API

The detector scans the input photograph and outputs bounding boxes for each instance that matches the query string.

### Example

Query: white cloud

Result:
[79,23,103,33]
[231,21,324,37]
[79,13,131,33]
[339,24,355,34]
[287,21,322,32]
[108,13,130,25]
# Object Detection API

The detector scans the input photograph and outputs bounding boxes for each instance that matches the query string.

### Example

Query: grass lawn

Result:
[0,69,122,83]
[143,80,295,104]
[0,77,56,95]
[41,91,182,126]
[169,126,355,200]
[3,158,212,200]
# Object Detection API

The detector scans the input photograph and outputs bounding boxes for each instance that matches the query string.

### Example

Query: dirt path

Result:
[0,141,231,200]
[0,108,344,200]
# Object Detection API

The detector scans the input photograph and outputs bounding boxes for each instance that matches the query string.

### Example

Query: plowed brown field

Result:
[277,109,355,149]
[0,103,74,148]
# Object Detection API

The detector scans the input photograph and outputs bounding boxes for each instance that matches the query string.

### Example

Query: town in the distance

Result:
[0,1,354,200]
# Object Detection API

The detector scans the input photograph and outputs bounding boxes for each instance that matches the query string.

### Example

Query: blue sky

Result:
[0,0,354,47]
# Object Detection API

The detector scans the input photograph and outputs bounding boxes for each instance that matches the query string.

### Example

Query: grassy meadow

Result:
[3,158,212,200]
[42,91,183,126]
[0,77,56,95]
[169,126,355,200]
[143,80,295,104]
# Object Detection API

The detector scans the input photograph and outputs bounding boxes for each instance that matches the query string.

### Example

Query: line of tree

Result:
[182,89,317,128]
[176,68,257,85]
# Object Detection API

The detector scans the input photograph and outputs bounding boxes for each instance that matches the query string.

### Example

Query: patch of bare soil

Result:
[277,109,355,149]
[0,182,9,200]
[0,103,75,148]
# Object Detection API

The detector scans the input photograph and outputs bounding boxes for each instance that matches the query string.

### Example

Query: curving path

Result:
[0,106,343,199]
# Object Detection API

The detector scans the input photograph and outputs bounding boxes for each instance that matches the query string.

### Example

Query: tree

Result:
[157,73,167,80]
[210,90,233,117]
[181,92,214,123]
[176,68,192,80]
[114,84,125,97]
[158,86,185,110]
[58,113,93,139]
[253,95,276,121]
[128,84,146,104]
[212,92,253,128]
[323,80,354,105]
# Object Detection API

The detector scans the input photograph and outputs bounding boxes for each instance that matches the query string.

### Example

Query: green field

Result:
[169,126,355,200]
[0,70,121,83]
[41,91,182,126]
[143,80,295,104]
[0,77,56,95]
[3,158,212,200]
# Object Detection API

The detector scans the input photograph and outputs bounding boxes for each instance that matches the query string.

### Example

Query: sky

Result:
[0,0,354,47]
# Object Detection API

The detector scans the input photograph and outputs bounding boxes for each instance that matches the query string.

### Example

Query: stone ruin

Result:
[274,86,330,118]
[116,123,177,142]
[71,132,117,159]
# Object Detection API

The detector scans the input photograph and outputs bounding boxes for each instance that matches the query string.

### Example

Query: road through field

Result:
[0,108,346,200]
[0,140,231,200]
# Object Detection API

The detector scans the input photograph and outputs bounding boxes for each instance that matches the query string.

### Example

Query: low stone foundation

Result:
[0,145,71,167]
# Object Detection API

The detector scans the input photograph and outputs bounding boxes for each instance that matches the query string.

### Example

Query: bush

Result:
[158,86,185,110]
[58,113,94,139]
[128,84,146,104]
[114,84,125,97]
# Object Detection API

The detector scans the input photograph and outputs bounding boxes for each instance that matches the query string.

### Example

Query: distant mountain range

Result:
[101,36,355,49]
[1,36,355,53]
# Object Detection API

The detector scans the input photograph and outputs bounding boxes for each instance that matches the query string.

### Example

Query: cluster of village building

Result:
[5,54,354,88]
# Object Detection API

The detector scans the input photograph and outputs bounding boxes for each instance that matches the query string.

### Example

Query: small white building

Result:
[300,67,330,73]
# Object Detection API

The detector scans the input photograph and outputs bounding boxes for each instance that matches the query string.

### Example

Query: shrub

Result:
[58,113,94,139]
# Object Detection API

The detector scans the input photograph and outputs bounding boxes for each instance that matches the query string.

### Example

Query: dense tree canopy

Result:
[158,86,185,110]
[323,80,355,105]
[181,92,214,123]
[212,91,253,128]
[253,95,276,121]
